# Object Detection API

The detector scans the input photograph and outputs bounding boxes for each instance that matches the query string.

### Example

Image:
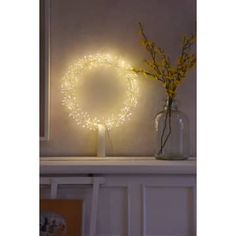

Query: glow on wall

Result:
[61,53,139,156]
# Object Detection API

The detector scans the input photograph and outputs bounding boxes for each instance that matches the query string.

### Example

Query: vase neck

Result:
[164,97,178,111]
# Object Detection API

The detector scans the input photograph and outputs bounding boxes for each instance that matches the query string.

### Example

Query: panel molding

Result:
[142,182,196,236]
[40,0,51,141]
[95,184,130,236]
[40,175,196,236]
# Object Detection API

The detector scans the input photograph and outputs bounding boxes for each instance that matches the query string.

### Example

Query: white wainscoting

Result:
[40,157,196,236]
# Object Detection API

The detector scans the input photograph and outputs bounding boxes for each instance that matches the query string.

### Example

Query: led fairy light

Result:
[61,53,139,156]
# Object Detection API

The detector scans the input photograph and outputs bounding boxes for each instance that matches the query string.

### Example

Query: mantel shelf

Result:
[40,156,196,175]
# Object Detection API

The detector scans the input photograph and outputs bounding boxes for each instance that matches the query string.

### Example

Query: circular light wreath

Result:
[61,53,139,130]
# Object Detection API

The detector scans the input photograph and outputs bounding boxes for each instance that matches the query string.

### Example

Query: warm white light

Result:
[61,53,139,130]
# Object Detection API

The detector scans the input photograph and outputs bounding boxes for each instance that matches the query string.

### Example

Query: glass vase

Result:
[154,97,190,160]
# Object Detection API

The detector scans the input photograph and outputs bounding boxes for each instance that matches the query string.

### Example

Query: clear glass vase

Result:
[154,97,190,160]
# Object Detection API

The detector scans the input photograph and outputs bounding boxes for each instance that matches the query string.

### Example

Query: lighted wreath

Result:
[61,53,139,130]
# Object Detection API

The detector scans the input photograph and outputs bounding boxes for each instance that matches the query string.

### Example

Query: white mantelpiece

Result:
[40,156,196,175]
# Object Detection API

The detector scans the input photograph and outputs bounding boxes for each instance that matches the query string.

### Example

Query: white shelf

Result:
[40,156,196,175]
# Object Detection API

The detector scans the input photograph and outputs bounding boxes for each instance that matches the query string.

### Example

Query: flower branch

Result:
[133,22,196,156]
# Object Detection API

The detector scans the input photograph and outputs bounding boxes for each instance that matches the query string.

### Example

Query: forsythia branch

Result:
[133,22,196,98]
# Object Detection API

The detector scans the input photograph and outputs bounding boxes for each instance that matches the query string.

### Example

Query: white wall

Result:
[40,0,196,157]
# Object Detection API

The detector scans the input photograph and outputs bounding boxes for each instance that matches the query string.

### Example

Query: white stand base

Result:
[97,124,106,157]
